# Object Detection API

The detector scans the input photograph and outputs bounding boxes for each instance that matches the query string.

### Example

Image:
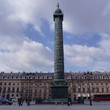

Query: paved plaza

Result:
[0,101,110,110]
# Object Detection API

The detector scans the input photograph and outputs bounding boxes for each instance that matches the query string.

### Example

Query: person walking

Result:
[68,95,72,106]
[18,97,21,106]
[18,97,22,106]
[27,97,30,106]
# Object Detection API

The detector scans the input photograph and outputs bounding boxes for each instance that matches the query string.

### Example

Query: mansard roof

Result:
[1,71,110,78]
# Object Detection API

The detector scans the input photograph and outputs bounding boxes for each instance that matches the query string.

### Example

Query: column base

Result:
[50,81,68,103]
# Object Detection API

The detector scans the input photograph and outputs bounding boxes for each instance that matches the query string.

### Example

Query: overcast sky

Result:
[0,0,110,73]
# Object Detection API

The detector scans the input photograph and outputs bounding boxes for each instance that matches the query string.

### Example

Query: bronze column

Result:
[50,3,68,103]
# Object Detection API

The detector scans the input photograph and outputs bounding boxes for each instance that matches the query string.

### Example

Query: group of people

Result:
[67,96,85,105]
[35,98,43,104]
[25,98,31,106]
[18,97,31,106]
[17,96,81,106]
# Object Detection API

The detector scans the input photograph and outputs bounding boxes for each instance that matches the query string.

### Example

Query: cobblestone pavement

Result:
[0,101,110,110]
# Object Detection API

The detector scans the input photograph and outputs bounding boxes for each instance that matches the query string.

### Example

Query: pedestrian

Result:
[68,96,71,106]
[18,97,22,106]
[27,97,30,106]
[18,98,20,106]
[25,98,28,104]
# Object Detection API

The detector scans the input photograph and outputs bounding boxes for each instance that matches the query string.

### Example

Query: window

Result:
[97,82,99,85]
[3,87,6,93]
[35,88,37,93]
[7,87,10,93]
[101,82,103,85]
[17,87,19,93]
[22,83,24,85]
[83,88,85,93]
[0,82,2,85]
[92,88,95,93]
[106,83,108,85]
[21,87,24,92]
[87,88,89,92]
[87,82,89,86]
[77,82,80,86]
[106,88,109,93]
[92,83,94,85]
[44,82,46,85]
[96,88,99,93]
[30,88,32,93]
[73,88,76,93]
[78,88,81,92]
[44,89,46,93]
[26,89,28,92]
[82,82,85,85]
[0,87,2,93]
[12,87,15,93]
[9,83,11,85]
[35,93,37,96]
[39,89,41,95]
[73,83,76,86]
[102,88,104,92]
[40,82,41,85]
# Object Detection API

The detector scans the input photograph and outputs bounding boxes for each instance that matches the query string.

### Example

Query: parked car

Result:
[0,98,13,105]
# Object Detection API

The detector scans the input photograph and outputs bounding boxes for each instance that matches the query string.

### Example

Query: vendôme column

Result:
[50,3,68,103]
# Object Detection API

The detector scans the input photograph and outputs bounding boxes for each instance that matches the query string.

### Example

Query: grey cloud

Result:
[0,40,53,72]
[61,0,110,33]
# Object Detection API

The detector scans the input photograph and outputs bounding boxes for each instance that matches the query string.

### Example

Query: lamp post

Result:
[84,72,93,106]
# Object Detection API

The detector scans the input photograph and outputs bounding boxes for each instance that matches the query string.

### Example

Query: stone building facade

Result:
[0,72,110,101]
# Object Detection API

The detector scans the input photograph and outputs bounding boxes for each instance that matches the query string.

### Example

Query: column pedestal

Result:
[50,81,68,103]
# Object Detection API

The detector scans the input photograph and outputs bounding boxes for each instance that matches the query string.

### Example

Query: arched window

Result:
[0,87,2,93]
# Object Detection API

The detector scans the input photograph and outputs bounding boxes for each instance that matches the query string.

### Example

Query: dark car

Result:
[0,99,13,105]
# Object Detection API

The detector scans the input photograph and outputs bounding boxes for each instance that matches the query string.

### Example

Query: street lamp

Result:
[84,71,93,106]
